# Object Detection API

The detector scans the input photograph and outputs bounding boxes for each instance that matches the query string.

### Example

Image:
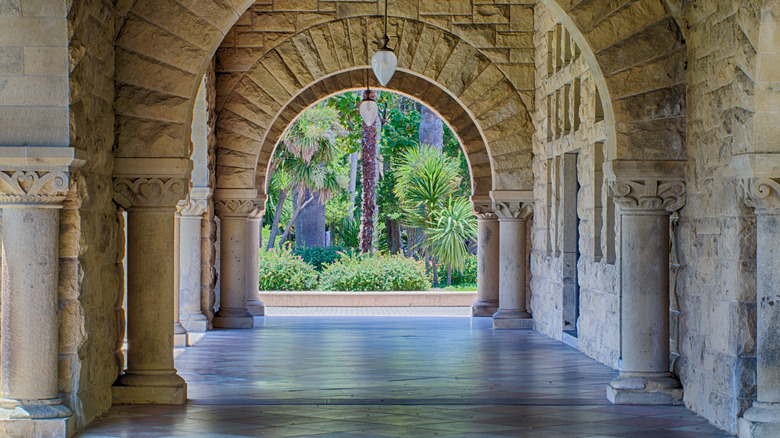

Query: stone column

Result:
[0,150,82,435]
[470,196,499,317]
[738,177,780,438]
[606,175,685,405]
[173,207,188,347]
[112,161,190,405]
[490,191,534,329]
[178,198,208,333]
[213,189,258,329]
[246,202,265,316]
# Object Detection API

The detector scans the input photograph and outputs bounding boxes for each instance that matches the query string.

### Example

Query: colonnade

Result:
[2,155,779,435]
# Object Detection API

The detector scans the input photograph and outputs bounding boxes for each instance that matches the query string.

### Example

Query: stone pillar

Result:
[470,196,499,317]
[0,149,83,435]
[213,189,258,329]
[246,203,265,316]
[605,173,685,405]
[178,198,208,333]
[738,177,780,438]
[173,208,188,347]
[112,160,190,405]
[490,191,534,329]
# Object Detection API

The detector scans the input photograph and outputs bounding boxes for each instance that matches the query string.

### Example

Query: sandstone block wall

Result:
[64,0,123,430]
[673,0,761,432]
[530,2,619,367]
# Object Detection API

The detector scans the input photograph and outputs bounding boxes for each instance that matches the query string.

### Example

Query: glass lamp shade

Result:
[359,97,379,125]
[371,48,397,87]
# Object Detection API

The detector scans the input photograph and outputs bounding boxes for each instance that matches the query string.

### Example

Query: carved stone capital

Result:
[177,198,208,217]
[471,196,497,220]
[493,201,534,220]
[215,199,262,218]
[608,179,686,213]
[737,178,780,214]
[0,169,70,206]
[113,177,189,209]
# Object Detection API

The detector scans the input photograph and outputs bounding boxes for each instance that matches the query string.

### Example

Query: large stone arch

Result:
[214,17,535,197]
[112,0,257,166]
[542,0,687,162]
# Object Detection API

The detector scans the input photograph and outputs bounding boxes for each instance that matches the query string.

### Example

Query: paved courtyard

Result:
[79,316,732,437]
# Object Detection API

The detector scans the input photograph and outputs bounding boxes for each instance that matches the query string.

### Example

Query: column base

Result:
[213,307,254,329]
[739,402,780,438]
[471,300,498,317]
[181,313,208,333]
[0,397,72,437]
[113,371,187,405]
[174,323,189,348]
[607,372,683,405]
[247,299,265,316]
[492,309,533,329]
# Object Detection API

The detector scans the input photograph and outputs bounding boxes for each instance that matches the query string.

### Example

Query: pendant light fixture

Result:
[359,69,379,125]
[371,0,397,86]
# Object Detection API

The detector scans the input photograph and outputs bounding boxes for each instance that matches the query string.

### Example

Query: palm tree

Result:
[358,89,379,254]
[394,145,461,284]
[266,106,345,250]
[427,197,477,286]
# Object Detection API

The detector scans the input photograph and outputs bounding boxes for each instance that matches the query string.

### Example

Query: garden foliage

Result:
[258,249,318,291]
[318,253,431,291]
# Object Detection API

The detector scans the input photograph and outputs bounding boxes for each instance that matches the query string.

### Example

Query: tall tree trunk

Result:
[432,259,438,286]
[265,189,288,250]
[295,187,326,248]
[278,190,313,249]
[447,264,453,287]
[385,217,402,255]
[419,106,443,151]
[358,89,378,254]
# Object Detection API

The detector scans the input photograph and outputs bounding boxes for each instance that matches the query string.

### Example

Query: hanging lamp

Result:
[371,0,397,86]
[359,70,378,125]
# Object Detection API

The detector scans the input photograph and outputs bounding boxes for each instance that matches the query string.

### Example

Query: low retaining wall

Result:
[258,291,477,307]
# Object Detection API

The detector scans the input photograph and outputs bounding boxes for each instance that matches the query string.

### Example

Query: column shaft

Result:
[180,214,207,332]
[472,218,499,316]
[173,212,187,347]
[0,207,71,424]
[246,216,265,315]
[493,218,532,329]
[607,211,681,405]
[740,211,780,438]
[214,216,253,328]
[114,208,186,404]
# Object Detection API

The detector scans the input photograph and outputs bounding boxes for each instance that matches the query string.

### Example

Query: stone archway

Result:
[213,16,536,198]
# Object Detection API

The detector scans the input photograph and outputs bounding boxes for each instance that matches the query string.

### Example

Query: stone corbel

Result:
[471,195,497,220]
[113,158,193,209]
[490,190,534,220]
[731,153,780,215]
[0,147,86,207]
[605,160,686,214]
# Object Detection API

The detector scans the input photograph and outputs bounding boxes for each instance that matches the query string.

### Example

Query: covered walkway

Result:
[79,317,729,438]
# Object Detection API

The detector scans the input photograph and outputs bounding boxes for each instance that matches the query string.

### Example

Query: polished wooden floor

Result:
[78,315,732,437]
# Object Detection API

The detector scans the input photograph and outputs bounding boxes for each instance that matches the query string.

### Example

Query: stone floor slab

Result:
[78,317,733,437]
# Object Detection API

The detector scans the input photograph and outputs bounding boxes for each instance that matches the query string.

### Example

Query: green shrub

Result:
[319,254,431,291]
[435,254,477,286]
[258,249,318,291]
[292,246,352,271]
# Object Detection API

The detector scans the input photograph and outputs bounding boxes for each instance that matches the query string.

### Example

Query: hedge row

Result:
[257,249,432,291]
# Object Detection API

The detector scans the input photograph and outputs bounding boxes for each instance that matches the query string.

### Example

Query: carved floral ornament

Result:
[177,198,208,217]
[493,200,534,220]
[737,177,780,213]
[113,177,189,209]
[0,169,70,205]
[214,199,263,218]
[472,200,497,220]
[608,179,686,212]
